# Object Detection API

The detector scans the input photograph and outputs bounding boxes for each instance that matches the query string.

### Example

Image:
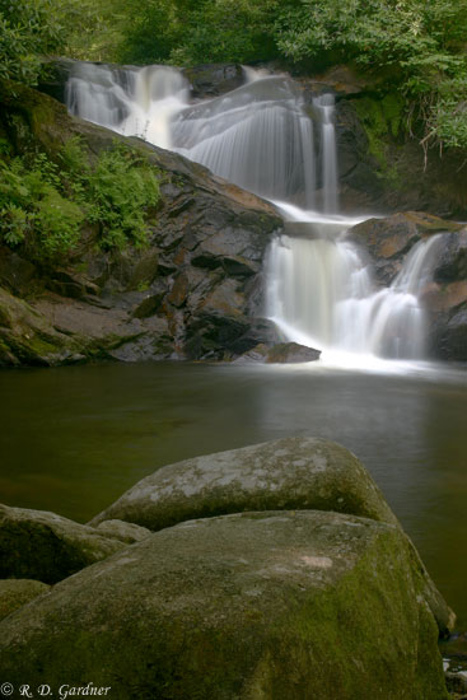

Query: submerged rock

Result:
[264,341,321,363]
[89,436,398,531]
[0,579,50,621]
[0,504,124,584]
[0,510,449,698]
[236,341,321,364]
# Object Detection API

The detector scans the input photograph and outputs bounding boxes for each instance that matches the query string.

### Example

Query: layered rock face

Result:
[0,438,453,698]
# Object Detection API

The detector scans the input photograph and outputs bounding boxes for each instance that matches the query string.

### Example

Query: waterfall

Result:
[266,219,442,361]
[171,76,317,206]
[65,62,438,366]
[314,94,338,214]
[66,62,189,149]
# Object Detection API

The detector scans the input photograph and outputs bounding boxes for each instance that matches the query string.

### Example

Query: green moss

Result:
[272,531,448,699]
[353,95,405,189]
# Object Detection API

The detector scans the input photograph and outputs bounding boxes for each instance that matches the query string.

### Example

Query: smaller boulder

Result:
[265,341,321,363]
[94,519,151,544]
[236,341,321,364]
[0,504,125,584]
[0,579,50,621]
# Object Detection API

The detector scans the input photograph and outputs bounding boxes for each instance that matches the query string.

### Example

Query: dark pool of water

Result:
[1,361,466,628]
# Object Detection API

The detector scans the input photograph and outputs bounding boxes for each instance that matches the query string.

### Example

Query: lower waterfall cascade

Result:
[65,61,444,368]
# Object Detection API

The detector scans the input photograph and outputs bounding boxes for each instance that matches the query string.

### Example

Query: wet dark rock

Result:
[0,247,39,297]
[131,292,165,319]
[434,230,467,284]
[429,306,467,361]
[445,672,467,696]
[348,211,461,285]
[335,99,385,209]
[36,57,76,104]
[182,63,245,98]
[348,213,467,360]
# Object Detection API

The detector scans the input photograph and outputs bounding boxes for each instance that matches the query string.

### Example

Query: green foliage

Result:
[116,0,280,66]
[0,0,64,85]
[274,0,467,150]
[74,143,160,251]
[0,139,160,261]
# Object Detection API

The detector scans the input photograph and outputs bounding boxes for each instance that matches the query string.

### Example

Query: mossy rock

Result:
[0,579,50,621]
[0,510,449,698]
[0,504,125,584]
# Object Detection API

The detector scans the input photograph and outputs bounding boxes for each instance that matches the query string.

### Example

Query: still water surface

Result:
[1,361,466,627]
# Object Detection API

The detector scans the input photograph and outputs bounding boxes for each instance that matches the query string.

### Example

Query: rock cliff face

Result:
[0,81,284,366]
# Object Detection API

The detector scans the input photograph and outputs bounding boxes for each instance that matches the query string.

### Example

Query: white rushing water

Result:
[65,62,442,370]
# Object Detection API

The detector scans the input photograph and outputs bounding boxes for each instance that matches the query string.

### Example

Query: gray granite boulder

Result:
[89,436,398,531]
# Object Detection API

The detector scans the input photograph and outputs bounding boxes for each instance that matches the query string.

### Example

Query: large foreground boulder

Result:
[0,510,449,699]
[0,504,124,584]
[89,436,399,530]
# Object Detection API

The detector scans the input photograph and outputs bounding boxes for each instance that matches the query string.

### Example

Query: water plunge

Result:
[66,62,441,366]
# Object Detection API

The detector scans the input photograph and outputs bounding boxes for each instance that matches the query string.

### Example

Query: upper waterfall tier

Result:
[65,62,339,213]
